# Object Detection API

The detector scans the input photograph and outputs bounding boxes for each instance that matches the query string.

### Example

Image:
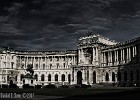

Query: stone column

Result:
[120,49,122,63]
[96,47,98,65]
[78,49,80,64]
[108,52,110,66]
[26,56,28,67]
[135,46,137,56]
[104,52,106,66]
[89,68,93,85]
[71,56,73,65]
[82,69,85,82]
[127,48,129,63]
[133,46,135,57]
[92,47,95,65]
[80,49,83,64]
[45,56,47,69]
[80,49,84,63]
[123,49,124,63]
[39,57,40,69]
[33,57,35,70]
[110,51,112,66]
[129,47,131,61]
[116,50,118,64]
[101,53,104,67]
[25,56,27,68]
[114,51,116,65]
[74,70,77,84]
[73,56,75,65]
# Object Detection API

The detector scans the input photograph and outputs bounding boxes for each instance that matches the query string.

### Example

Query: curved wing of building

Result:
[0,34,139,87]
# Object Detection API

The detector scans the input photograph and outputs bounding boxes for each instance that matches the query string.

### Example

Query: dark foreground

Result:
[0,87,140,100]
[60,88,140,100]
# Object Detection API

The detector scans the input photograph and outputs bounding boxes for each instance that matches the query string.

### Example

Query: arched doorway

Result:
[105,73,109,81]
[41,74,45,81]
[136,70,139,86]
[136,70,139,81]
[7,76,10,81]
[112,72,115,82]
[20,74,24,81]
[34,74,38,81]
[68,74,71,84]
[117,71,121,82]
[55,74,58,81]
[48,74,51,81]
[124,71,127,81]
[77,71,82,85]
[93,71,96,83]
[10,80,13,85]
[130,70,133,81]
[61,74,65,81]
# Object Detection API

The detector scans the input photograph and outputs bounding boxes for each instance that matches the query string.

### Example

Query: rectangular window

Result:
[21,64,24,68]
[63,63,65,68]
[36,64,38,69]
[12,56,14,59]
[31,80,33,84]
[11,62,14,68]
[43,64,45,69]
[50,64,52,69]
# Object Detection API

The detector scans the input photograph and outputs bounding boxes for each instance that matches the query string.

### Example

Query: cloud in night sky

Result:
[0,0,140,51]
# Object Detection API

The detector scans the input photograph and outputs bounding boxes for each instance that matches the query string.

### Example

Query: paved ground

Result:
[0,95,65,100]
[59,88,140,100]
[0,87,140,100]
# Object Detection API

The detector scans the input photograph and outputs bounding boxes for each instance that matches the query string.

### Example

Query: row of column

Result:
[18,55,76,69]
[78,47,98,65]
[92,47,98,65]
[102,46,137,66]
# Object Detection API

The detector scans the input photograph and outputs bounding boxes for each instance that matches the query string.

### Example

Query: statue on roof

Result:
[26,64,34,76]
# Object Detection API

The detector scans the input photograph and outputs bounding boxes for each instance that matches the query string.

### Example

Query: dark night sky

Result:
[0,0,140,51]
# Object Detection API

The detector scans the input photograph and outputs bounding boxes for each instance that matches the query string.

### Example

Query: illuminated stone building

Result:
[0,34,140,87]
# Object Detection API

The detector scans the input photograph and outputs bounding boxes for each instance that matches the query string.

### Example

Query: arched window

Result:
[41,74,45,81]
[20,74,24,81]
[34,74,38,81]
[55,74,58,81]
[105,73,109,81]
[112,72,115,81]
[61,74,65,81]
[124,71,127,81]
[130,70,133,81]
[48,74,51,81]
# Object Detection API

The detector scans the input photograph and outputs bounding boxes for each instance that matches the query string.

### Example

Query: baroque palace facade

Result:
[0,34,140,87]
